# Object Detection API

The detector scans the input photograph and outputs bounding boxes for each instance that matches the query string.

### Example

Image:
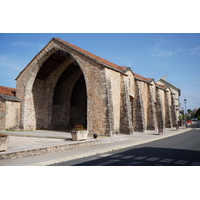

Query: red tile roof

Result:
[55,38,127,72]
[0,86,16,96]
[156,83,167,89]
[134,73,152,82]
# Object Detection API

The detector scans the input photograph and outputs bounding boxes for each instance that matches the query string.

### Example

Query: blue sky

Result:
[0,33,200,110]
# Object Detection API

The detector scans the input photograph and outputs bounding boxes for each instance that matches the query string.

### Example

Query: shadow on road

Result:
[72,147,200,166]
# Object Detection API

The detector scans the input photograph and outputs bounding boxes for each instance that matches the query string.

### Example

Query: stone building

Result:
[1,38,180,135]
[157,76,181,121]
[0,86,21,130]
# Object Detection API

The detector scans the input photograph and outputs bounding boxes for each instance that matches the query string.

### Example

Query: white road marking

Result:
[190,162,200,166]
[159,158,174,163]
[134,156,147,160]
[121,155,136,159]
[98,159,119,166]
[146,157,160,162]
[174,160,189,165]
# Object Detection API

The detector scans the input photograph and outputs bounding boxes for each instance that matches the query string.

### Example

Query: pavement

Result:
[0,126,192,166]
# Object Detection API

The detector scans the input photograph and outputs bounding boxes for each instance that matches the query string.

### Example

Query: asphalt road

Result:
[50,122,200,166]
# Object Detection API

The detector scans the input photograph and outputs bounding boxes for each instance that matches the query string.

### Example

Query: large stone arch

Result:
[17,46,61,130]
[16,38,111,136]
[32,50,87,130]
[17,42,90,131]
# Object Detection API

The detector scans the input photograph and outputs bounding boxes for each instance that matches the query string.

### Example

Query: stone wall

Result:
[133,80,145,132]
[105,68,121,134]
[0,98,20,130]
[147,83,157,130]
[171,94,178,127]
[15,38,180,136]
[158,89,166,128]
[120,76,133,134]
[140,81,148,129]
[0,98,6,130]
[157,79,180,120]
[5,101,20,130]
[16,39,117,136]
[155,88,164,129]
[164,89,173,128]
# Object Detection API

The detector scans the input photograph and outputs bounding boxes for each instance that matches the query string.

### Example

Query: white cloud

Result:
[10,41,45,48]
[11,41,33,46]
[153,37,168,49]
[151,37,200,57]
[0,54,26,71]
[152,45,200,58]
[193,46,200,51]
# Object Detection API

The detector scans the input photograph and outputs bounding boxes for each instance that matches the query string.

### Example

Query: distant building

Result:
[1,38,181,135]
[0,86,21,130]
[157,77,181,120]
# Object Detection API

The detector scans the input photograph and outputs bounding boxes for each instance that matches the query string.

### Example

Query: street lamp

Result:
[184,99,187,128]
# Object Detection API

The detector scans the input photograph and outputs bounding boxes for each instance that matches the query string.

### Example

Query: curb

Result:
[29,129,192,166]
[0,138,117,160]
[0,128,191,160]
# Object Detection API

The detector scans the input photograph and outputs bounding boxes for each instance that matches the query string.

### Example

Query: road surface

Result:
[50,122,200,166]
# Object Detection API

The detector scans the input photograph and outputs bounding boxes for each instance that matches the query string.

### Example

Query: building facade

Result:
[1,38,180,135]
[157,76,181,121]
[0,86,21,130]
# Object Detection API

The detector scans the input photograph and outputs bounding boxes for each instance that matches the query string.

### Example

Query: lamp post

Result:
[184,99,187,128]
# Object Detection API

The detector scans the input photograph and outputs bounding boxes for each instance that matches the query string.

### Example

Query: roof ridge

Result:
[55,38,127,72]
[158,79,180,90]
[155,83,167,89]
[133,72,152,82]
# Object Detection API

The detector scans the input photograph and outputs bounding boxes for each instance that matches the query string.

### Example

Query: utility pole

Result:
[184,99,187,128]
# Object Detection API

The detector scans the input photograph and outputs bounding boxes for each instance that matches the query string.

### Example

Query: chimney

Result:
[161,76,167,81]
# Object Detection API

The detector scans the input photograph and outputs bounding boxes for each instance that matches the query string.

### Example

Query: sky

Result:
[1,0,200,196]
[0,33,200,110]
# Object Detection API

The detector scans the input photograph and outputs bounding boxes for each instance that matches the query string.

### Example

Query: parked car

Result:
[191,117,198,121]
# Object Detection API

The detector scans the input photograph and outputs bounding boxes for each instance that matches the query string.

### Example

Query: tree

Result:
[194,108,200,118]
[187,109,192,114]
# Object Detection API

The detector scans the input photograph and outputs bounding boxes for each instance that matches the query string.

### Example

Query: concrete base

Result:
[0,137,9,152]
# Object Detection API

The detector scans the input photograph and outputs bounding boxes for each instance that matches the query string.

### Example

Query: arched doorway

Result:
[32,50,87,130]
[52,62,87,129]
[70,74,87,128]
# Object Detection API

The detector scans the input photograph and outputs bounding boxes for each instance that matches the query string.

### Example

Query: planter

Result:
[0,137,9,152]
[71,130,88,141]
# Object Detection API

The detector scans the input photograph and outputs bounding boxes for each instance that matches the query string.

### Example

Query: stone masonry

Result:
[0,38,181,135]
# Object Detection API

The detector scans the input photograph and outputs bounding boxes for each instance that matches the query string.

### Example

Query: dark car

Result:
[191,117,198,121]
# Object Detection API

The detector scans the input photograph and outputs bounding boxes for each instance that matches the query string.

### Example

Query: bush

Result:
[186,116,191,121]
[73,124,86,131]
[198,116,200,121]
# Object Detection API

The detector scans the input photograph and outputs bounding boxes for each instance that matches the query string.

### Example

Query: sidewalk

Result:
[0,127,191,165]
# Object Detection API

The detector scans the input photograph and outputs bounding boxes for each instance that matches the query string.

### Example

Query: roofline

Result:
[155,83,168,91]
[54,38,127,75]
[124,68,157,84]
[16,38,128,80]
[16,38,55,80]
[0,85,16,90]
[158,79,181,96]
[133,72,153,84]
[0,93,21,102]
